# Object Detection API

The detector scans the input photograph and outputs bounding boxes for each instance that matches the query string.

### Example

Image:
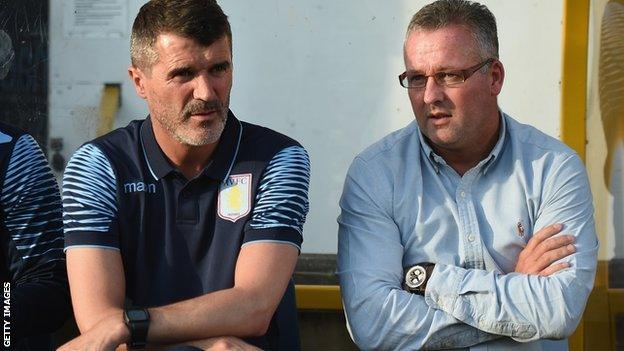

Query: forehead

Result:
[153,33,231,67]
[404,25,478,70]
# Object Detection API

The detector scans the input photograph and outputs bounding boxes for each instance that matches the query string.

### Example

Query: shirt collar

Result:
[140,110,242,181]
[417,111,507,175]
[481,111,507,175]
[417,129,444,174]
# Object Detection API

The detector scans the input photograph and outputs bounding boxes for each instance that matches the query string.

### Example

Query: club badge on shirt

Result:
[218,173,252,222]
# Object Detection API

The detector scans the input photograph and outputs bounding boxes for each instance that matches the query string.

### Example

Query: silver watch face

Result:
[405,265,427,289]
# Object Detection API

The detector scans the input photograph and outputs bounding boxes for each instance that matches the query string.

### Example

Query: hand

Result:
[188,336,262,351]
[58,311,129,351]
[514,223,576,276]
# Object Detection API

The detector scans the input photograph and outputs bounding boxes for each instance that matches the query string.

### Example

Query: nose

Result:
[193,72,218,101]
[422,76,445,105]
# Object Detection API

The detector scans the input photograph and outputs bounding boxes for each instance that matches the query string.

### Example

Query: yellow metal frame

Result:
[295,285,342,310]
[560,0,589,162]
[562,0,590,347]
[98,84,121,137]
[560,1,624,350]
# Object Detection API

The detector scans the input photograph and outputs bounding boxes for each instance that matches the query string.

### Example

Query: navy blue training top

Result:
[62,111,310,350]
[0,122,70,350]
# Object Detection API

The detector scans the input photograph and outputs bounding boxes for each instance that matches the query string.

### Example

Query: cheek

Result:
[216,77,233,99]
[148,87,187,114]
[408,91,424,110]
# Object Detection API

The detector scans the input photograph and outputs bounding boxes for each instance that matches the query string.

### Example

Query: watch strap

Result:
[124,307,150,349]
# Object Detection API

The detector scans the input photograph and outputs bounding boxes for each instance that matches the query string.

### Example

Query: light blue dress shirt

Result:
[337,113,598,350]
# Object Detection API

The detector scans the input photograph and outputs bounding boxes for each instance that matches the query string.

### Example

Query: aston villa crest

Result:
[218,173,252,222]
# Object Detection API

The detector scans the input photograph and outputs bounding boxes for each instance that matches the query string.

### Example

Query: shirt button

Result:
[467,234,475,242]
[460,191,466,198]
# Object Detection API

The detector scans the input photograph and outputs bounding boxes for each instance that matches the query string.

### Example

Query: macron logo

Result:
[123,181,156,194]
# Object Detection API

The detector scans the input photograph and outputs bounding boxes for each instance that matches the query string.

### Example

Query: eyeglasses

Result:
[398,58,495,89]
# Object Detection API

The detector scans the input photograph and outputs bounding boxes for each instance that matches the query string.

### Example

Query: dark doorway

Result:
[0,0,48,153]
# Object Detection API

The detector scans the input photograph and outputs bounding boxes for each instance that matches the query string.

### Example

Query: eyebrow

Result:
[211,60,231,70]
[167,66,194,80]
[406,65,458,74]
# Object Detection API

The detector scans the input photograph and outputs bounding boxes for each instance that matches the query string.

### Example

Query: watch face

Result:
[405,265,427,289]
[127,309,148,321]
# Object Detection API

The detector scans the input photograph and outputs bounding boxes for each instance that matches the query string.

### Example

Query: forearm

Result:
[148,285,272,344]
[425,260,596,341]
[340,272,499,350]
[147,243,297,344]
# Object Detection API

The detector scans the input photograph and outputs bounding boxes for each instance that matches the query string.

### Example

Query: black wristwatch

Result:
[123,307,150,349]
[404,263,435,295]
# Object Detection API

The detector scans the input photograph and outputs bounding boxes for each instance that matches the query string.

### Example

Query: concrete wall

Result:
[49,0,564,254]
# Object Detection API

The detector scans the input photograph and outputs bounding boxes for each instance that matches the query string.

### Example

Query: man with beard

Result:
[337,0,597,350]
[59,1,310,350]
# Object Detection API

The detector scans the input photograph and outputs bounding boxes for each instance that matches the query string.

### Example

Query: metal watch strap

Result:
[124,307,150,349]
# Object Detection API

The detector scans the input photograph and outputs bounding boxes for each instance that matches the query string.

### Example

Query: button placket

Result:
[462,171,486,270]
[456,182,477,269]
[176,182,199,223]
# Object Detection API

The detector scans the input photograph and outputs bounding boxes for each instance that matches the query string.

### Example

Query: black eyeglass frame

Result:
[398,58,496,89]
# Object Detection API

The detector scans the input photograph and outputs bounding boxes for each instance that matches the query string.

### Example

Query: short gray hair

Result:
[130,0,231,71]
[407,0,499,59]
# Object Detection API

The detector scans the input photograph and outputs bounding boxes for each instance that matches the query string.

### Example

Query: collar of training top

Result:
[139,109,242,182]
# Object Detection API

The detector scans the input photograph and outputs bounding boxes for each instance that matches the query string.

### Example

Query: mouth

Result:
[427,112,452,126]
[189,109,219,121]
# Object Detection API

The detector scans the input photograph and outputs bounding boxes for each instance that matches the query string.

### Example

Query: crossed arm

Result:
[337,154,598,350]
[60,242,298,350]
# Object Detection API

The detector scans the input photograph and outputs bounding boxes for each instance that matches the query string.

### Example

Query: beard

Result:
[153,98,229,147]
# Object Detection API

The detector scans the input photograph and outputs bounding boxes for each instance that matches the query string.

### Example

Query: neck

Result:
[152,122,218,180]
[433,141,494,176]
[431,120,500,177]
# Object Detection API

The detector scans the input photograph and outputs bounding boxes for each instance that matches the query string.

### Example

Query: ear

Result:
[128,66,148,100]
[490,60,505,96]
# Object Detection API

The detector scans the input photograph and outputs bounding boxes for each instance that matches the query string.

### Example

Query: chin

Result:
[176,129,222,146]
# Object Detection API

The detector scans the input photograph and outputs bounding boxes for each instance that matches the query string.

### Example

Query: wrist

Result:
[124,307,150,349]
[404,263,435,295]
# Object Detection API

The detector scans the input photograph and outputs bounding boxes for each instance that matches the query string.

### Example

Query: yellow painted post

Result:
[97,84,121,137]
[561,0,590,349]
[560,0,589,162]
[295,285,343,310]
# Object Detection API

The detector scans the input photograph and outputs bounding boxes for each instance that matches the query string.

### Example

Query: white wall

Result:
[49,0,564,253]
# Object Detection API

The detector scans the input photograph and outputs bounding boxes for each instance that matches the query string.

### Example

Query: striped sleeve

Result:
[62,143,119,250]
[2,134,64,268]
[244,145,310,250]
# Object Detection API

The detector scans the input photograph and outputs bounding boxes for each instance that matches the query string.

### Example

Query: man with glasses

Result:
[337,1,598,350]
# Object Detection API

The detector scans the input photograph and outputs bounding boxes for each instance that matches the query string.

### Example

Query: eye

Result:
[211,62,231,75]
[407,74,427,87]
[437,72,464,85]
[169,68,195,82]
